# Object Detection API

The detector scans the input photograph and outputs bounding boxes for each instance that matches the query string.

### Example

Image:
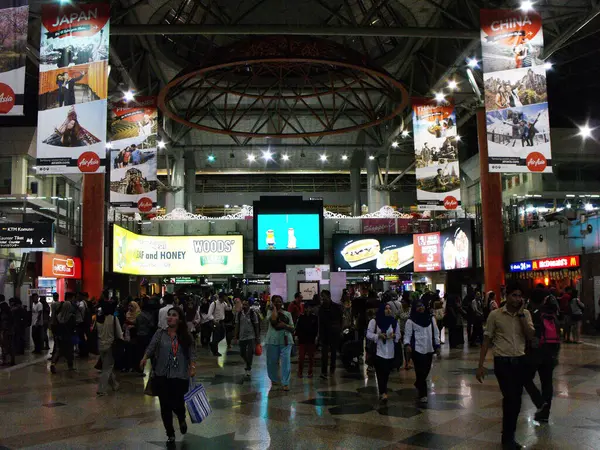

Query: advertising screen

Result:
[413,220,473,272]
[413,232,441,272]
[332,234,414,273]
[256,214,320,250]
[112,225,243,275]
[41,252,82,279]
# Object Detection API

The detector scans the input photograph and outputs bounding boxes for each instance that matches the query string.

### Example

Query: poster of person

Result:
[109,97,158,212]
[412,97,461,211]
[0,1,28,116]
[481,9,552,173]
[36,3,109,174]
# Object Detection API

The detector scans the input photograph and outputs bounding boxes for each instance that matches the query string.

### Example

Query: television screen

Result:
[413,219,473,272]
[256,214,321,251]
[332,234,414,273]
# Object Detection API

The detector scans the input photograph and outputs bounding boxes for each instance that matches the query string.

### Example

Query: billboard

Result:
[510,255,579,272]
[113,225,243,276]
[41,252,82,279]
[36,3,109,174]
[0,1,28,116]
[480,9,552,173]
[412,97,461,211]
[332,234,414,273]
[413,220,473,272]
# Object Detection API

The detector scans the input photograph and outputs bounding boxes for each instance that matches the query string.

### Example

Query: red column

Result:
[82,174,105,299]
[477,108,505,296]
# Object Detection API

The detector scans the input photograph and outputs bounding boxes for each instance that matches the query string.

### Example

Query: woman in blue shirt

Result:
[265,295,294,391]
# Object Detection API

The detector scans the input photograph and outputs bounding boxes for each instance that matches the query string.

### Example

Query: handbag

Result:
[144,371,158,396]
[254,343,263,356]
[184,378,212,424]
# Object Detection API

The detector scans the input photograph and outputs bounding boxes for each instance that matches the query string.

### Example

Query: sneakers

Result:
[534,403,550,422]
[166,436,176,447]
[179,417,188,435]
[419,396,428,403]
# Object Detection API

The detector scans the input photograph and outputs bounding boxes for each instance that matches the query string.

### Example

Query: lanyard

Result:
[170,335,179,358]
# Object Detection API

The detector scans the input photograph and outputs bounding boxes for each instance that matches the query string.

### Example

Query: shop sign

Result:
[42,252,82,279]
[510,255,579,272]
[378,275,400,282]
[509,260,532,272]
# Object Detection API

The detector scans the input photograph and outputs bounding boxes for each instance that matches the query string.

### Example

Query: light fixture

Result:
[281,154,290,161]
[447,80,458,90]
[401,130,410,138]
[224,204,230,208]
[105,142,113,149]
[578,124,593,139]
[466,58,479,69]
[543,61,553,70]
[565,202,571,209]
[157,141,166,149]
[392,141,399,148]
[566,194,575,198]
[262,150,273,161]
[520,1,534,12]
[123,90,135,102]
[584,203,594,211]
[247,154,256,162]
[320,154,328,162]
[341,155,348,161]
[368,155,375,160]
[455,135,462,142]
[434,91,445,102]
[207,154,215,163]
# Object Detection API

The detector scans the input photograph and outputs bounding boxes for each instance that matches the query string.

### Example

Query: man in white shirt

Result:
[158,293,175,330]
[31,294,44,354]
[208,293,232,356]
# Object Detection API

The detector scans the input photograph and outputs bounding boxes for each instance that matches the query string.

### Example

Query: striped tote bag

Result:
[184,380,212,424]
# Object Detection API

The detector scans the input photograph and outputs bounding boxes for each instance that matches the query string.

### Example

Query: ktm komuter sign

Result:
[0,223,54,249]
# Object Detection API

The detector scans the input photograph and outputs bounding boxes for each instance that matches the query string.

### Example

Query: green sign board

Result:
[162,277,201,285]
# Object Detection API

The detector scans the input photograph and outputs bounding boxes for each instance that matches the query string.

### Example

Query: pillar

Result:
[477,108,505,296]
[165,150,185,212]
[10,155,28,195]
[82,174,105,299]
[366,154,390,212]
[350,167,361,216]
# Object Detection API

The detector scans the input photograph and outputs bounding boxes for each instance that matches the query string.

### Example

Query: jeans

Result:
[494,356,526,443]
[375,356,394,395]
[154,376,190,437]
[239,339,255,370]
[320,339,338,375]
[32,325,43,353]
[412,351,433,397]
[210,322,225,354]
[523,346,558,410]
[298,343,316,375]
[97,349,117,394]
[266,344,292,386]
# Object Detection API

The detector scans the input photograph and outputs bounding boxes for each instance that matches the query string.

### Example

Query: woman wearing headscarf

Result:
[367,303,401,402]
[404,299,441,402]
[124,300,141,372]
[445,294,465,349]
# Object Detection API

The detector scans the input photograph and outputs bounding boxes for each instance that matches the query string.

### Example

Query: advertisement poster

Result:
[0,1,28,116]
[413,232,441,272]
[256,213,321,251]
[36,3,109,174]
[109,97,158,212]
[332,234,414,273]
[412,97,461,211]
[481,9,552,173]
[113,225,243,276]
[41,252,82,279]
[413,220,473,272]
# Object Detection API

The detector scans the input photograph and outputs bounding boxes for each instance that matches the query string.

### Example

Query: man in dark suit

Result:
[60,71,86,106]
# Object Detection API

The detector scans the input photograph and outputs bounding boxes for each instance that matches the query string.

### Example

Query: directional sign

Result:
[0,223,54,249]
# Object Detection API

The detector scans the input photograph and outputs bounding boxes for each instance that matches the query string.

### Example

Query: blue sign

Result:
[510,260,533,272]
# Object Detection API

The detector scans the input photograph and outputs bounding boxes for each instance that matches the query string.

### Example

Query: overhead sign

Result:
[42,252,82,279]
[510,255,579,272]
[0,223,54,248]
[480,9,552,173]
[378,275,400,282]
[113,225,244,276]
[242,278,270,285]
[509,260,533,272]
[162,277,202,285]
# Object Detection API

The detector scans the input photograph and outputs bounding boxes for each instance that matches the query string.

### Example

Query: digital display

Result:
[113,225,243,275]
[332,234,414,273]
[413,220,473,272]
[413,232,441,272]
[256,214,320,251]
[510,255,579,272]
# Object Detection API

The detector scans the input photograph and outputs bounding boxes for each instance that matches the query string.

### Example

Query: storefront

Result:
[507,255,581,292]
[36,252,82,302]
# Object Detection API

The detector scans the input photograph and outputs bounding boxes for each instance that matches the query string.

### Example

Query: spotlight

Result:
[434,91,446,102]
[157,140,166,149]
[320,154,328,162]
[578,124,593,139]
[447,80,458,90]
[455,135,462,142]
[401,130,410,138]
[247,154,256,162]
[341,155,348,161]
[281,154,290,161]
[520,1,534,12]
[543,61,553,70]
[262,150,273,161]
[123,90,135,102]
[466,58,479,69]
[207,154,215,163]
[105,142,113,149]
[368,155,375,160]
[391,141,399,148]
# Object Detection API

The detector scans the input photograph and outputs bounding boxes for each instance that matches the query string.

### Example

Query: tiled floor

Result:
[1,334,599,449]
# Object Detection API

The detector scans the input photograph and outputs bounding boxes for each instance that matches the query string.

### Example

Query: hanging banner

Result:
[109,97,158,212]
[0,1,28,116]
[480,9,552,173]
[412,97,461,211]
[36,2,109,174]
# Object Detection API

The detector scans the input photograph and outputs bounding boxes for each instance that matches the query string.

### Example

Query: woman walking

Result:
[445,295,465,349]
[367,303,401,402]
[141,307,196,446]
[265,295,294,391]
[96,301,122,396]
[404,299,441,403]
[397,296,412,369]
[570,290,585,344]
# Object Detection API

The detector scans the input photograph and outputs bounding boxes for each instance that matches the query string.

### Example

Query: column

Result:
[365,154,390,212]
[185,150,196,213]
[165,150,185,212]
[82,174,105,299]
[477,108,505,296]
[350,167,361,216]
[10,155,28,195]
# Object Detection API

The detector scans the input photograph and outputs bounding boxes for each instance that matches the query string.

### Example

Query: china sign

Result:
[42,252,82,279]
[509,255,579,272]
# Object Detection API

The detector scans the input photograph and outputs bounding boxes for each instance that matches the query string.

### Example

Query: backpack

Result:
[531,308,560,348]
[56,302,75,326]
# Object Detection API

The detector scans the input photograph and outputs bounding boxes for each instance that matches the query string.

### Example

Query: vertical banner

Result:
[481,9,552,173]
[36,3,109,174]
[412,97,461,211]
[109,97,158,213]
[0,1,28,116]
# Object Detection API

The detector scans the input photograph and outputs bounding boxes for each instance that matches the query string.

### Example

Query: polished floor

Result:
[1,332,599,450]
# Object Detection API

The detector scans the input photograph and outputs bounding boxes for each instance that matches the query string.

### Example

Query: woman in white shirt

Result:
[404,299,441,402]
[367,304,401,402]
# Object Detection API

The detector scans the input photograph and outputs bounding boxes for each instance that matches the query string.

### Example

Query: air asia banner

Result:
[412,97,461,211]
[481,9,552,173]
[0,1,28,116]
[109,97,158,212]
[36,3,109,174]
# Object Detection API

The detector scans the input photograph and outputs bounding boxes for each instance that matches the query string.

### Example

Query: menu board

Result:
[332,234,414,273]
[413,220,473,272]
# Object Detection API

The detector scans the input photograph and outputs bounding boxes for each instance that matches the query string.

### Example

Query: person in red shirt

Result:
[288,292,304,324]
[559,287,572,342]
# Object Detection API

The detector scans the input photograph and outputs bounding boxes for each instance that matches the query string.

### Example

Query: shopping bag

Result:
[255,343,263,356]
[184,379,212,424]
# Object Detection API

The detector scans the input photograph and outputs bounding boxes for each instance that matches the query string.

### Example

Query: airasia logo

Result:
[526,152,547,172]
[443,196,458,210]
[138,197,153,212]
[77,152,101,172]
[53,258,75,277]
[0,83,15,114]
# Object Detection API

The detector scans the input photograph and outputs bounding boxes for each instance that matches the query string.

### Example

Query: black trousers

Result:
[76,323,89,357]
[523,346,559,410]
[494,356,526,444]
[51,327,74,368]
[239,339,255,370]
[32,325,43,353]
[321,339,338,374]
[412,351,433,397]
[154,376,190,437]
[210,322,225,354]
[200,322,212,347]
[374,356,394,395]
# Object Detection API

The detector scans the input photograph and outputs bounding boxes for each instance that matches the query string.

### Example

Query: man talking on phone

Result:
[476,284,535,450]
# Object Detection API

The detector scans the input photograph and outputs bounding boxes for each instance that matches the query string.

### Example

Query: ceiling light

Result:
[520,1,534,12]
[466,58,479,69]
[320,154,328,162]
[262,150,273,161]
[247,154,256,162]
[281,154,290,161]
[543,61,553,70]
[105,142,112,149]
[584,203,594,211]
[123,90,135,102]
[447,80,458,90]
[157,140,166,149]
[455,135,462,142]
[341,155,348,161]
[224,204,230,208]
[401,130,410,138]
[434,91,445,102]
[578,124,593,139]
[207,154,215,163]
[392,141,399,148]
[565,202,571,209]
[368,155,375,160]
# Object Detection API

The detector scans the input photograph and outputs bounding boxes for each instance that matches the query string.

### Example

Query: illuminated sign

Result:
[509,261,532,272]
[510,255,579,272]
[41,252,82,279]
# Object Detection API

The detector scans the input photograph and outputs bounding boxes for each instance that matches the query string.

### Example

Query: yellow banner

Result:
[113,225,243,275]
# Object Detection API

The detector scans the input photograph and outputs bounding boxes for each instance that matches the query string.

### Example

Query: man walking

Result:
[233,299,260,377]
[158,293,175,330]
[50,293,77,374]
[208,293,232,356]
[31,294,44,354]
[476,284,535,450]
[318,290,343,379]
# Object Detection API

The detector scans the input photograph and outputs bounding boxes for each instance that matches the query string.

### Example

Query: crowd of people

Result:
[0,282,595,449]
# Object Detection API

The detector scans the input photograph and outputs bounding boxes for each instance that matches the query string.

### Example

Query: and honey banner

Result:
[109,97,158,213]
[0,1,28,116]
[412,97,461,211]
[36,3,109,174]
[481,9,552,173]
